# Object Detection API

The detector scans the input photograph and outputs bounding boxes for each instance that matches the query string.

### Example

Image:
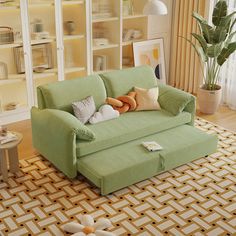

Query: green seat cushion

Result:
[77,125,217,195]
[37,74,107,113]
[76,110,191,157]
[100,65,157,97]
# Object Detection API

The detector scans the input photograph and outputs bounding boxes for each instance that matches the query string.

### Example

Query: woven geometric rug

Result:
[0,118,235,236]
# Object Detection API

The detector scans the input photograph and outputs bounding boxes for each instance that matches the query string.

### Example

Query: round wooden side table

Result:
[0,132,23,182]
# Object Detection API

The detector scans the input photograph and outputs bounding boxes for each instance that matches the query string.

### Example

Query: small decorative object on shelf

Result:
[14,43,53,73]
[32,31,50,40]
[33,19,44,33]
[93,23,108,39]
[65,21,75,35]
[93,55,107,71]
[93,38,109,46]
[92,0,113,20]
[31,19,49,40]
[123,29,142,41]
[122,56,133,67]
[122,0,134,16]
[0,27,14,45]
[0,62,8,80]
[5,102,20,111]
[33,66,46,73]
[93,23,110,46]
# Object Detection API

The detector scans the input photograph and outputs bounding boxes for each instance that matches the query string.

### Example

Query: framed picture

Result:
[133,39,166,84]
[14,43,53,74]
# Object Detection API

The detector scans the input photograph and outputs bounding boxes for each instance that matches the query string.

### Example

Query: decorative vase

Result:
[34,19,43,33]
[65,21,75,35]
[197,85,222,114]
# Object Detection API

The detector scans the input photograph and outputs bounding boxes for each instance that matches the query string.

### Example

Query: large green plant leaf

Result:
[213,26,228,43]
[182,36,208,62]
[191,33,207,52]
[207,43,222,57]
[217,42,236,65]
[196,45,208,63]
[218,11,236,27]
[193,12,215,43]
[201,23,215,43]
[212,0,227,26]
[226,31,236,46]
[229,18,236,33]
[193,12,207,24]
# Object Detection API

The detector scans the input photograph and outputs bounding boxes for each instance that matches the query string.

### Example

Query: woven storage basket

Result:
[0,27,14,44]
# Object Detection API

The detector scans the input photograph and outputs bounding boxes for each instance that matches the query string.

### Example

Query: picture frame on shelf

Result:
[14,43,53,74]
[133,39,166,84]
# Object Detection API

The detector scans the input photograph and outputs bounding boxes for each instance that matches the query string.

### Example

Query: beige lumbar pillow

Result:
[134,86,161,111]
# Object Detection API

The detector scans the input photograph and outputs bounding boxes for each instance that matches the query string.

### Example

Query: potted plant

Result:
[187,0,236,114]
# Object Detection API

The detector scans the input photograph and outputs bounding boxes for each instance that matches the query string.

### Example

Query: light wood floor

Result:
[5,106,236,160]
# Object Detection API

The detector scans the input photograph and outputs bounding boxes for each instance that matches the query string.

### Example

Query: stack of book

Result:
[0,132,18,145]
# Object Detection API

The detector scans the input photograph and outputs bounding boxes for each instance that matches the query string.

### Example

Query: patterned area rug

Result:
[0,118,236,236]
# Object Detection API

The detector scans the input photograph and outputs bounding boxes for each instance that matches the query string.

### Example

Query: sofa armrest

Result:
[158,83,196,125]
[31,107,95,178]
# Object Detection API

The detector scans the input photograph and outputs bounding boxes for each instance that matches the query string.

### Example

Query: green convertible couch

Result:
[31,65,217,195]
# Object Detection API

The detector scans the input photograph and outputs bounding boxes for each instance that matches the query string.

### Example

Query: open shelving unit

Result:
[90,0,122,74]
[0,0,89,123]
[90,0,149,73]
[121,0,148,69]
[0,0,150,124]
[62,0,88,80]
[0,4,31,120]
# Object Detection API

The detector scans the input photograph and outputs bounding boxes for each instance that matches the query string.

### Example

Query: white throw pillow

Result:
[89,105,119,124]
[72,96,96,124]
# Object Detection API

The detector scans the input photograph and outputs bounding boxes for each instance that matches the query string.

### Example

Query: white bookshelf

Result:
[0,0,157,124]
[0,0,89,124]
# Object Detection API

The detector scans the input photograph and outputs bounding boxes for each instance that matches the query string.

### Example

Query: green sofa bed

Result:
[31,65,217,195]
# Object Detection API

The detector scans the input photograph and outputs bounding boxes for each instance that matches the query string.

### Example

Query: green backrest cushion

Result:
[37,75,107,113]
[100,65,158,97]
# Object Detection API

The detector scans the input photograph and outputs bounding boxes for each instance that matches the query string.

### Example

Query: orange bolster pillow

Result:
[106,91,137,114]
[114,104,130,114]
[106,97,123,107]
[116,95,137,111]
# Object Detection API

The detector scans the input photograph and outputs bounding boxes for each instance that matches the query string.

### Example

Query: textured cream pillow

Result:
[72,96,96,124]
[135,86,161,111]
